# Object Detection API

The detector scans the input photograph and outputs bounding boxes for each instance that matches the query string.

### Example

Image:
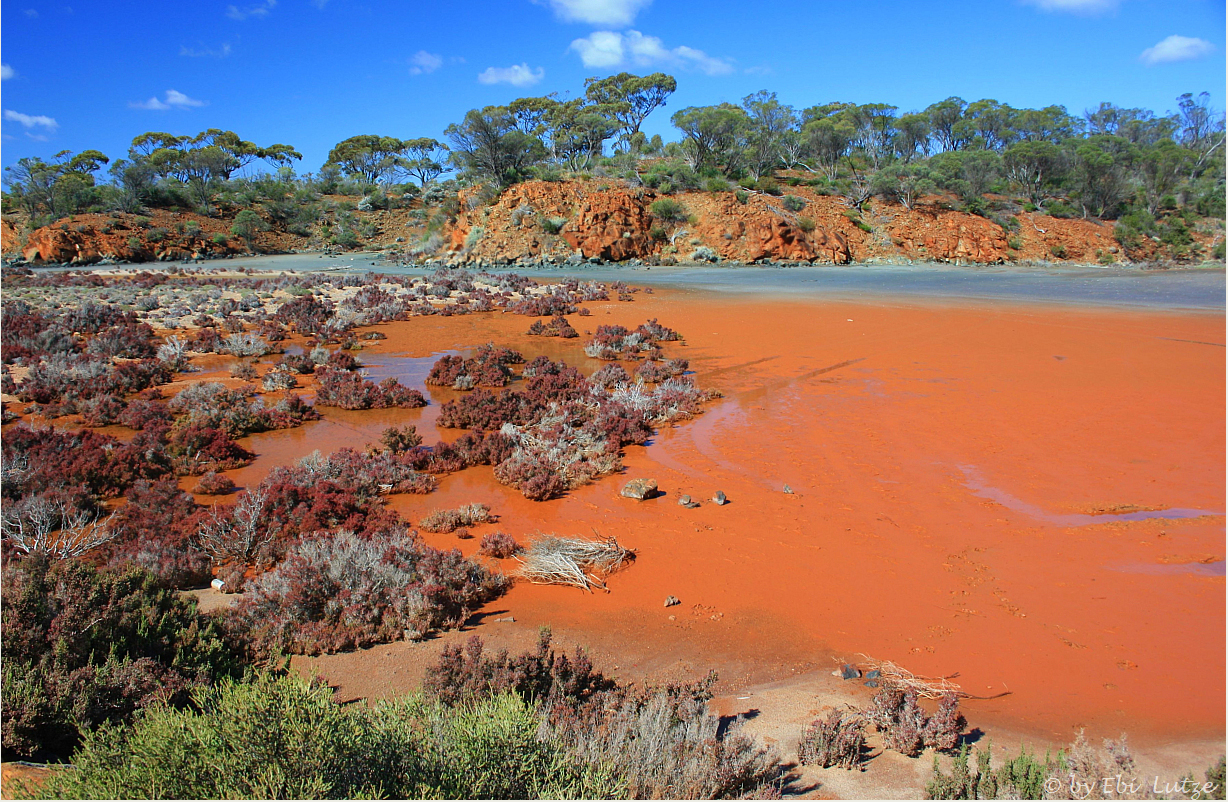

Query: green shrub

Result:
[540,216,567,235]
[34,673,623,800]
[1049,243,1067,259]
[127,236,143,251]
[735,190,749,205]
[843,210,872,233]
[134,216,152,229]
[212,233,229,246]
[649,198,689,223]
[704,177,730,193]
[649,226,667,242]
[1097,249,1115,265]
[782,194,807,212]
[146,227,168,243]
[925,741,1063,800]
[1007,236,1023,250]
[797,217,816,233]
[1213,240,1226,261]
[755,177,781,196]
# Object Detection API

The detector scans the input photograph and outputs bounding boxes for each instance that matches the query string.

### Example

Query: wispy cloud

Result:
[536,0,650,26]
[23,9,37,17]
[1,64,15,80]
[226,0,275,21]
[570,30,732,75]
[1140,34,1214,65]
[180,43,232,58]
[130,89,206,111]
[477,63,544,87]
[409,50,443,75]
[4,109,58,130]
[1021,0,1118,13]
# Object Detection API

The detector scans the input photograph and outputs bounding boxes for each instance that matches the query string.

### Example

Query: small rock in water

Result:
[677,494,699,508]
[783,484,794,494]
[840,664,861,680]
[664,595,681,607]
[621,478,658,500]
[712,491,727,505]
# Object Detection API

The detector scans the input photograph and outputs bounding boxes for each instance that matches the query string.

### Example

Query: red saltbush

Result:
[192,471,236,495]
[478,532,522,559]
[313,366,426,410]
[233,528,510,656]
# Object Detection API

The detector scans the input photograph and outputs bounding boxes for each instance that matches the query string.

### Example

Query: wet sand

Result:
[217,285,1223,753]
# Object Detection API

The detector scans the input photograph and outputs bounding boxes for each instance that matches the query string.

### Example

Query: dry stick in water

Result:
[851,655,1012,700]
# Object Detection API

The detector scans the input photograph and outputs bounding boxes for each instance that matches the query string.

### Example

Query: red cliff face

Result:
[560,189,656,261]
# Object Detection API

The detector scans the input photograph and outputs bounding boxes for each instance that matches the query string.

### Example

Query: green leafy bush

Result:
[34,673,620,800]
[649,198,689,223]
[782,194,807,212]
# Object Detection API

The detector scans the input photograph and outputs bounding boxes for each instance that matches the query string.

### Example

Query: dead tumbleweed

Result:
[516,534,636,592]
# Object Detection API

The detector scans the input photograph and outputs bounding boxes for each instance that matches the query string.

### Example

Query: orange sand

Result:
[224,288,1223,749]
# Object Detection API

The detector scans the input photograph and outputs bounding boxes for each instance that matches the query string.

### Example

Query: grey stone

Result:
[712,491,727,505]
[621,478,658,500]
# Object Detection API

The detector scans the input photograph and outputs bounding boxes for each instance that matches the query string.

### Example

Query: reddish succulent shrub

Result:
[635,358,689,383]
[379,424,423,454]
[192,471,236,495]
[799,710,866,770]
[233,528,510,656]
[867,688,965,757]
[426,345,522,390]
[1,556,241,758]
[2,425,172,501]
[78,394,127,427]
[437,388,529,430]
[313,366,426,410]
[85,323,157,360]
[325,350,361,371]
[426,430,516,473]
[510,293,577,316]
[589,363,630,388]
[119,399,173,430]
[167,424,256,475]
[276,294,334,336]
[104,478,212,588]
[425,630,614,707]
[478,532,522,559]
[527,315,579,339]
[278,352,317,375]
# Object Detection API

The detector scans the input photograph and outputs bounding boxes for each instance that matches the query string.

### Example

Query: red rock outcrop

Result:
[560,189,655,261]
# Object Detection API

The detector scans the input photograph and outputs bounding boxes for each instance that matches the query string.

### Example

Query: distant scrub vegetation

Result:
[3,73,1222,263]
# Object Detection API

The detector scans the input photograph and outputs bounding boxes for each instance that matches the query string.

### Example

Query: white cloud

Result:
[3,109,58,130]
[0,64,14,80]
[538,0,650,26]
[569,30,733,75]
[1140,35,1214,65]
[129,89,206,110]
[409,50,443,75]
[180,43,232,57]
[23,9,37,17]
[226,0,275,20]
[1022,0,1118,13]
[477,63,544,87]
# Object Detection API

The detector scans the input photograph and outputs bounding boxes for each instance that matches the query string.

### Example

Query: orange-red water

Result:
[221,288,1223,747]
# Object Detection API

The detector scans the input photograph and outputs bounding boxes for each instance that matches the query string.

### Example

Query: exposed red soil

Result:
[191,288,1226,754]
[8,180,1220,266]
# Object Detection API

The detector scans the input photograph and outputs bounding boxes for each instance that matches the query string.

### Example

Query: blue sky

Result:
[1,0,1224,177]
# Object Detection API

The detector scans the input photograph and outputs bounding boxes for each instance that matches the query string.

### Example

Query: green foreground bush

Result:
[32,673,623,800]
